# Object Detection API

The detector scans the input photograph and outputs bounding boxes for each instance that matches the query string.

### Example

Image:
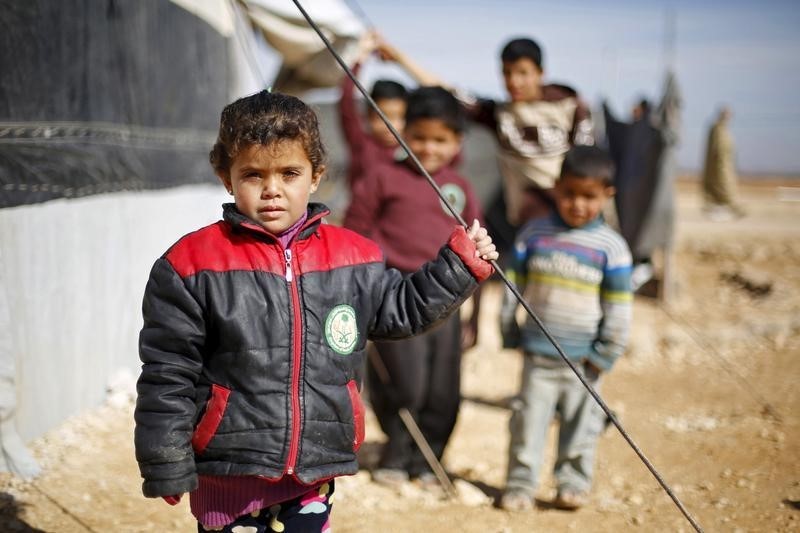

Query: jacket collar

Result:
[222,202,330,241]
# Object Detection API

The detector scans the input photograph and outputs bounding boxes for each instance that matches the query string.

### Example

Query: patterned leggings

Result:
[198,481,334,533]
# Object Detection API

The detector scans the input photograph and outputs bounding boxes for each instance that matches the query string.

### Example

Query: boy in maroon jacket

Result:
[344,86,485,486]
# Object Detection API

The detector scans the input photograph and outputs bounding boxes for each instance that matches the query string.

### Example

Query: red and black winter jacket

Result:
[134,203,491,498]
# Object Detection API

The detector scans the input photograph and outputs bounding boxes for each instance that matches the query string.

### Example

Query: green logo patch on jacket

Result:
[324,304,358,355]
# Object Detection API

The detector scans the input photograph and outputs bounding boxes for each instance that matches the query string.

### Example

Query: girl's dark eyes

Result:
[239,169,304,180]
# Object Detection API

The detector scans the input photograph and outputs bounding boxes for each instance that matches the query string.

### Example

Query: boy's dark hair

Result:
[370,79,407,102]
[210,90,326,175]
[405,86,466,134]
[560,145,615,186]
[501,38,543,70]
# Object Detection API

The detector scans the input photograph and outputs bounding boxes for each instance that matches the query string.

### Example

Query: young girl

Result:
[134,90,498,532]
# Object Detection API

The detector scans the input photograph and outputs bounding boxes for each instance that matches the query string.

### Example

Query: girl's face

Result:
[218,140,322,234]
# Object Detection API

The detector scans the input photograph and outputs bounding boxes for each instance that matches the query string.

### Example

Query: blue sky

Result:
[337,0,799,175]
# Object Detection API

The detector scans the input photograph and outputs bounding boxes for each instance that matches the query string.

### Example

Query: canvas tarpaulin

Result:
[240,0,365,95]
[0,0,231,208]
[0,0,238,477]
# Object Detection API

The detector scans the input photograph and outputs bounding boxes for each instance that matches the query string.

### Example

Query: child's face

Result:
[554,174,614,228]
[502,58,543,102]
[368,98,406,147]
[218,140,322,234]
[403,118,462,175]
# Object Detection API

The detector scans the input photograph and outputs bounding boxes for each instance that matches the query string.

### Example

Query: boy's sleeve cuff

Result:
[587,349,615,372]
[447,226,494,282]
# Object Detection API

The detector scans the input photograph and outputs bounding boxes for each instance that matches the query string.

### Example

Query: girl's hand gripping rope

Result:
[467,219,498,261]
[446,220,497,283]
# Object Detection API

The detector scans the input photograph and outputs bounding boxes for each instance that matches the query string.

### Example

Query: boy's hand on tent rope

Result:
[375,34,400,63]
[356,30,379,63]
[467,219,498,261]
[163,494,182,505]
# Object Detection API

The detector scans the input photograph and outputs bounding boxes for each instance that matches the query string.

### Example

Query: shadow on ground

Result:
[0,492,46,532]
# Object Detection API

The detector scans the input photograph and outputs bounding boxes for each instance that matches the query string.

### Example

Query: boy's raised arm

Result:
[338,32,378,152]
[373,33,499,132]
[342,165,384,238]
[374,34,444,88]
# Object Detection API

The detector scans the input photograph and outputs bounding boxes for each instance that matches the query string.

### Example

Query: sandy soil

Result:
[1,179,799,532]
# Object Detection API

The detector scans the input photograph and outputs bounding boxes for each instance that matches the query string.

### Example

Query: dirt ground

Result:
[1,179,798,533]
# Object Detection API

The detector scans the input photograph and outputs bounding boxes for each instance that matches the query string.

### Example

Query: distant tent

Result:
[603,72,681,265]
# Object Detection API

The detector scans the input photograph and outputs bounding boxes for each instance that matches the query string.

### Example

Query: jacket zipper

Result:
[237,214,328,475]
[284,249,293,282]
[284,247,302,475]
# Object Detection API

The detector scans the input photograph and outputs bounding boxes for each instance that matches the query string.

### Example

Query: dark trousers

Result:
[368,312,462,477]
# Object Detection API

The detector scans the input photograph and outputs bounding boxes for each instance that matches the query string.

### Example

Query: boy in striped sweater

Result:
[499,145,632,512]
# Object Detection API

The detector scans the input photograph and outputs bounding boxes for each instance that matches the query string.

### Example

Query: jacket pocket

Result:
[192,383,231,455]
[346,380,365,452]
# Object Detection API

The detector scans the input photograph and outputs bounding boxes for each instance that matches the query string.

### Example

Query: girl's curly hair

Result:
[209,90,326,175]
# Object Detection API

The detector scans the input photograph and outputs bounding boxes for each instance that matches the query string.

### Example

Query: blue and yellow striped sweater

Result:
[500,213,633,370]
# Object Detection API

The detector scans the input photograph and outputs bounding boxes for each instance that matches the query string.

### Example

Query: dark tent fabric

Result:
[603,73,681,263]
[0,0,230,208]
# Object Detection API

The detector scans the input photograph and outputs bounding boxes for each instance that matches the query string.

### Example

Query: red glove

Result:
[163,494,182,505]
[447,225,494,282]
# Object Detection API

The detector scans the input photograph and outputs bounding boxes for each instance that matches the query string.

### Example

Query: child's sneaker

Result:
[553,490,587,510]
[415,471,439,488]
[414,471,446,496]
[499,489,534,511]
[371,468,409,487]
